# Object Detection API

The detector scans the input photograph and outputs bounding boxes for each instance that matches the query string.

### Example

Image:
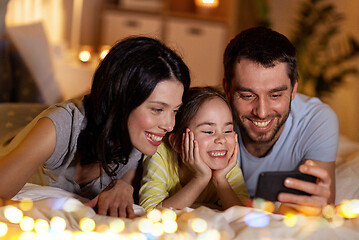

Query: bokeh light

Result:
[190,218,207,233]
[147,209,162,223]
[80,218,96,232]
[283,213,297,227]
[109,219,125,233]
[4,206,23,223]
[34,219,49,233]
[19,216,35,232]
[163,219,177,233]
[19,198,33,211]
[50,216,67,232]
[0,222,8,237]
[244,212,270,228]
[162,209,177,221]
[138,218,153,233]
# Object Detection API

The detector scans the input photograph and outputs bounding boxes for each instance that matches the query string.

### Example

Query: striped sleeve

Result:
[227,164,250,204]
[139,146,171,212]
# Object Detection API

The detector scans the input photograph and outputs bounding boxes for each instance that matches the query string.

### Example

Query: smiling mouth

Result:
[208,150,227,157]
[252,119,271,127]
[145,132,163,142]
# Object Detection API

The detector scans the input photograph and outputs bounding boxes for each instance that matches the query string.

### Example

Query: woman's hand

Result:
[212,134,238,184]
[85,179,135,218]
[181,128,211,181]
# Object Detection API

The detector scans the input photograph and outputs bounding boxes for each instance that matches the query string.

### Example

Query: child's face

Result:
[188,97,236,170]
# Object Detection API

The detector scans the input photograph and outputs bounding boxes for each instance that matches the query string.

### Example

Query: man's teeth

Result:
[209,151,226,157]
[146,133,163,142]
[253,120,271,127]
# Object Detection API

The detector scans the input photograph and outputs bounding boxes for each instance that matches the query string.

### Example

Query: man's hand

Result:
[84,179,136,218]
[277,160,335,209]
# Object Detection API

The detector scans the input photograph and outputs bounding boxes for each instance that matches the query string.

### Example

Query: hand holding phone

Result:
[254,171,317,202]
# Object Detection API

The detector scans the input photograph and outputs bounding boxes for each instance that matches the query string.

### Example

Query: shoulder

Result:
[291,93,338,127]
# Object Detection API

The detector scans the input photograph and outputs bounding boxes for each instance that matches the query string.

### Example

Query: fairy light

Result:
[128,232,147,240]
[162,219,178,233]
[190,218,207,233]
[80,218,96,232]
[283,213,297,227]
[252,198,275,213]
[79,50,91,63]
[322,204,336,219]
[50,216,67,232]
[0,222,8,237]
[198,229,221,240]
[337,200,359,219]
[19,198,33,211]
[147,209,162,222]
[109,219,125,233]
[243,212,270,228]
[4,206,23,224]
[162,209,177,221]
[20,216,35,232]
[151,222,164,236]
[34,219,49,233]
[19,231,36,240]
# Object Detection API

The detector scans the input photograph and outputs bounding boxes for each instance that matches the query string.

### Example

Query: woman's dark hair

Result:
[223,26,298,90]
[76,36,190,177]
[169,86,230,152]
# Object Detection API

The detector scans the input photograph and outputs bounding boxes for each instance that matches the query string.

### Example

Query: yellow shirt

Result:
[139,143,249,212]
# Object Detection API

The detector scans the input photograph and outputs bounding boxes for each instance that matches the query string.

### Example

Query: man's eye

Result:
[240,94,254,100]
[224,130,233,134]
[271,93,282,99]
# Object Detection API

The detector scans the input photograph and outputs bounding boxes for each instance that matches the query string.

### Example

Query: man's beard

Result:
[236,103,291,145]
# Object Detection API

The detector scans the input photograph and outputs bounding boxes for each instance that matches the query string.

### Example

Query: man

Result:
[223,26,339,207]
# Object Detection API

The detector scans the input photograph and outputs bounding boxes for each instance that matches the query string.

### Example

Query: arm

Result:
[85,170,136,218]
[278,160,335,206]
[212,136,249,209]
[162,130,211,209]
[0,118,56,198]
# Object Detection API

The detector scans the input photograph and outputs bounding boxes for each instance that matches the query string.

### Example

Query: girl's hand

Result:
[181,129,211,180]
[85,179,135,218]
[212,134,238,182]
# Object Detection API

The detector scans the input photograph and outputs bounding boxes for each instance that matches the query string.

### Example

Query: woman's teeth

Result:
[146,133,163,142]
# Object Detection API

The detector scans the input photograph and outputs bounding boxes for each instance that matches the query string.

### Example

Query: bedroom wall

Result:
[268,0,359,142]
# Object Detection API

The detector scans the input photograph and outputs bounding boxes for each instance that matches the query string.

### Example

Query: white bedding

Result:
[0,135,358,239]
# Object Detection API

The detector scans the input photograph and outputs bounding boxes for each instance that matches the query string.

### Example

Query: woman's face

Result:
[128,79,184,156]
[188,97,236,170]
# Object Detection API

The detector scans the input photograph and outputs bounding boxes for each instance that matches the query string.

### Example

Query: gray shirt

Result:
[2,99,142,199]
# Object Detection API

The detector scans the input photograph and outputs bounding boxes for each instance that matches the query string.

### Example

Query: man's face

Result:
[226,59,297,146]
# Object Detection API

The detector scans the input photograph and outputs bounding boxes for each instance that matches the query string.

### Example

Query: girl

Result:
[0,37,190,218]
[140,87,248,211]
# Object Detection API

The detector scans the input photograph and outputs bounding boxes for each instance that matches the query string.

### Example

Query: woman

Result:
[0,36,190,218]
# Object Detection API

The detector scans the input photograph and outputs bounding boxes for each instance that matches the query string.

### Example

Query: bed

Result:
[1,1,359,239]
[0,101,359,239]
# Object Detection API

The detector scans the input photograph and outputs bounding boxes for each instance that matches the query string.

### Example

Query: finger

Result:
[118,205,127,218]
[188,130,195,163]
[84,196,98,208]
[109,206,119,217]
[97,200,110,216]
[126,205,136,219]
[183,130,190,162]
[299,161,330,185]
[278,192,327,208]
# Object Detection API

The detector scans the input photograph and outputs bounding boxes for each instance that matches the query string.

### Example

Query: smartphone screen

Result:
[254,171,317,202]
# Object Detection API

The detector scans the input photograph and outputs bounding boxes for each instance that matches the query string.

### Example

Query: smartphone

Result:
[254,171,317,202]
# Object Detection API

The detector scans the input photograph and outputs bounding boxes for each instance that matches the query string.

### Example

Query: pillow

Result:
[6,22,61,104]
